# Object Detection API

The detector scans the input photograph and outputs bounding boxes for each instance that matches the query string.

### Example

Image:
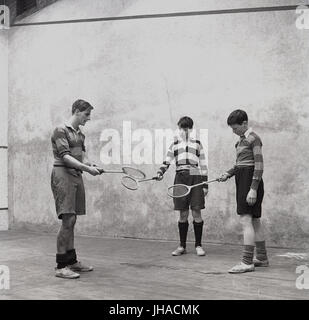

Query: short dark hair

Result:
[177,116,194,129]
[72,99,94,115]
[227,109,248,126]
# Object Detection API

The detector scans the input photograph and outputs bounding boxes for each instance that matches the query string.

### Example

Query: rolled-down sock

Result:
[242,245,255,265]
[67,248,78,265]
[255,241,268,261]
[56,253,68,269]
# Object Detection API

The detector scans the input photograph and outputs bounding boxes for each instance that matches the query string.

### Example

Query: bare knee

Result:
[61,214,76,231]
[179,210,189,223]
[240,215,253,228]
[252,218,261,228]
[192,209,202,223]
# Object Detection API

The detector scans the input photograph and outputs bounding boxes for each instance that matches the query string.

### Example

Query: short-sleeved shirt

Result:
[51,123,85,166]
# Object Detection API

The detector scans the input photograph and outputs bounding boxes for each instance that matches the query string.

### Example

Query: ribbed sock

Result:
[242,245,254,265]
[178,221,189,249]
[193,220,204,247]
[255,241,268,261]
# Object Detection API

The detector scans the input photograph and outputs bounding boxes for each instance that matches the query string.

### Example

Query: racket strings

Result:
[121,176,138,190]
[122,167,146,179]
[168,184,190,198]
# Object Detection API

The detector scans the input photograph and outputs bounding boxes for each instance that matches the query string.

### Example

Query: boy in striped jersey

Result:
[157,116,208,257]
[219,109,268,273]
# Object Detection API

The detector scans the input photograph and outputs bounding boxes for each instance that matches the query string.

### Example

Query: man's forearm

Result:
[63,155,90,172]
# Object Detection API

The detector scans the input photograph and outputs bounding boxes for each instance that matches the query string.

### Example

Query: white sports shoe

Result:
[253,257,269,267]
[196,246,206,256]
[172,246,186,256]
[228,262,255,274]
[68,261,94,272]
[55,266,80,279]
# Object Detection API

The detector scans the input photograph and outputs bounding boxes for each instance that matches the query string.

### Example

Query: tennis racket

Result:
[121,175,159,190]
[167,178,220,198]
[96,166,146,179]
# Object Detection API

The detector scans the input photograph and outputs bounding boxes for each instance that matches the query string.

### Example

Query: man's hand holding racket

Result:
[84,165,101,176]
[63,155,101,176]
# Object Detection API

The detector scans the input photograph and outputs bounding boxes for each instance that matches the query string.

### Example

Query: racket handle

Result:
[140,177,159,182]
[203,178,220,184]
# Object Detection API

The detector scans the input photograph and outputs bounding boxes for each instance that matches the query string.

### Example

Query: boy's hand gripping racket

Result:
[167,178,220,198]
[121,175,159,190]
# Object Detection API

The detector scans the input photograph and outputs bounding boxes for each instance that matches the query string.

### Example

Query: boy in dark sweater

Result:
[219,109,268,273]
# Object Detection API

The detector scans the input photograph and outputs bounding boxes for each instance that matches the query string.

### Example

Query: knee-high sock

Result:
[178,221,189,249]
[193,220,204,247]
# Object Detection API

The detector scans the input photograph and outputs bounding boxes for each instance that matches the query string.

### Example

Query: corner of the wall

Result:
[0,210,9,231]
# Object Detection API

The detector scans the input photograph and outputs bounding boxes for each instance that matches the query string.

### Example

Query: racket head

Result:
[167,184,190,198]
[122,166,146,179]
[121,175,139,190]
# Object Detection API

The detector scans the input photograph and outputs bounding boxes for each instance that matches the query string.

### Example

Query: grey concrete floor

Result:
[0,230,309,300]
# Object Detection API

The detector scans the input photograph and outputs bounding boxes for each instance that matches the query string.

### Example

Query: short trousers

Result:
[173,170,205,211]
[235,166,264,218]
[51,166,86,219]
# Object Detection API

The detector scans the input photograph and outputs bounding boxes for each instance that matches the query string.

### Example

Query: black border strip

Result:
[0,146,8,149]
[11,5,299,27]
[0,208,8,211]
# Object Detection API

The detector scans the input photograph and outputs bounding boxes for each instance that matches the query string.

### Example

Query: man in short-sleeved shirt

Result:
[51,123,87,217]
[51,99,101,279]
[52,122,86,166]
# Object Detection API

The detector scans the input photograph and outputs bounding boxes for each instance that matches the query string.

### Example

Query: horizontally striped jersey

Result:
[227,128,264,190]
[158,137,208,181]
